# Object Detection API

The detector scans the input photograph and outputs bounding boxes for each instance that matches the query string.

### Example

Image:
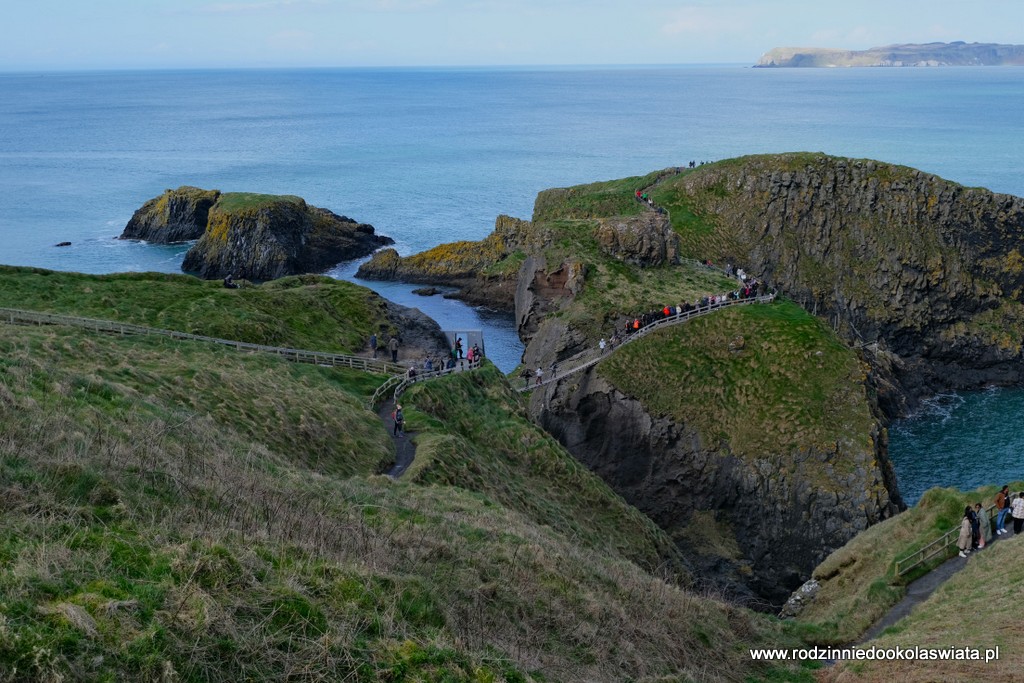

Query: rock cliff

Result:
[756,42,1024,68]
[355,215,535,310]
[120,186,220,243]
[655,153,1024,416]
[122,189,391,281]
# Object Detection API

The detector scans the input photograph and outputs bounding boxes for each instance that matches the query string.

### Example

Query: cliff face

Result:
[120,186,220,243]
[661,154,1024,415]
[756,42,1024,67]
[122,189,391,281]
[355,215,535,310]
[536,368,898,604]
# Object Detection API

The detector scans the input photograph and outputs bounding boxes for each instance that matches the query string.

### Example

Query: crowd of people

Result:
[957,485,1024,558]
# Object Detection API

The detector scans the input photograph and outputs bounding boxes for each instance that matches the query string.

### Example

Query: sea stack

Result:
[121,187,392,281]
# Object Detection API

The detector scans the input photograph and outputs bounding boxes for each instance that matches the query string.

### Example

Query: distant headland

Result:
[755,41,1024,68]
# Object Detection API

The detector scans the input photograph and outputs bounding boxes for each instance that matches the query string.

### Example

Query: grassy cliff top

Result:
[0,308,812,680]
[597,299,874,461]
[0,266,393,353]
[213,192,305,213]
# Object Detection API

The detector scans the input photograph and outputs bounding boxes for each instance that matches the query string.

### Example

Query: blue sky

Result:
[3,0,1022,70]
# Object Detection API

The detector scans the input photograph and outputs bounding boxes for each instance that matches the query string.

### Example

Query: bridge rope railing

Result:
[0,306,405,375]
[518,293,776,393]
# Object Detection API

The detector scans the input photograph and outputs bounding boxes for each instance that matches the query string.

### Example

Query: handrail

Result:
[0,306,404,375]
[893,498,1013,577]
[519,294,775,392]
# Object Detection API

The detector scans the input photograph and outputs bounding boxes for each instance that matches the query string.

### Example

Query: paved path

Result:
[858,529,1011,643]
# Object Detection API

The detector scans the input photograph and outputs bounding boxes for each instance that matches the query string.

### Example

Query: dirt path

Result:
[378,397,416,478]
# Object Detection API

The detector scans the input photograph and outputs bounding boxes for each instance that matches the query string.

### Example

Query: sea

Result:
[2,65,1024,501]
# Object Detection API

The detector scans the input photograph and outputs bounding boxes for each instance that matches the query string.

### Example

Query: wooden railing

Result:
[893,499,1011,577]
[0,307,404,375]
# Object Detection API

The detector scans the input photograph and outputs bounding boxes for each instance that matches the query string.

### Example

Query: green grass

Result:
[794,483,1020,645]
[0,317,810,680]
[819,507,1024,681]
[0,266,396,353]
[213,192,304,213]
[598,299,874,462]
[399,365,686,576]
[530,171,667,223]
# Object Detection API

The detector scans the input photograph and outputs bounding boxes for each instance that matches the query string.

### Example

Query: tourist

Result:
[388,335,400,362]
[534,366,543,386]
[369,332,378,359]
[392,404,404,437]
[969,504,981,550]
[1012,492,1024,534]
[455,337,464,359]
[599,338,607,353]
[957,507,973,558]
[995,485,1011,534]
[467,346,475,364]
[974,502,989,549]
[223,273,238,289]
[472,343,481,361]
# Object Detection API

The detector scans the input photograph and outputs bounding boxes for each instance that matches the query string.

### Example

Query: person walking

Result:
[957,507,973,558]
[1012,492,1024,534]
[599,338,607,354]
[392,404,404,437]
[996,485,1011,534]
[369,333,378,359]
[388,336,399,363]
[534,366,543,386]
[969,504,981,550]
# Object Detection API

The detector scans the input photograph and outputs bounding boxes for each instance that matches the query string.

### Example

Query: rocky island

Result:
[120,186,392,281]
[756,41,1024,67]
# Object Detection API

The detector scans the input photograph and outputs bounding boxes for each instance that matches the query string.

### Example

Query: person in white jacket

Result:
[1011,492,1024,535]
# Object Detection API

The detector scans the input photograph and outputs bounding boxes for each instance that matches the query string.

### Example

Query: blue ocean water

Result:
[2,65,1024,495]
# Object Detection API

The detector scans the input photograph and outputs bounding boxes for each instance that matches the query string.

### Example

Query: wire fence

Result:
[0,307,404,375]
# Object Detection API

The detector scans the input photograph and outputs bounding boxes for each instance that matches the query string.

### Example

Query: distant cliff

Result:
[756,42,1024,67]
[121,187,391,281]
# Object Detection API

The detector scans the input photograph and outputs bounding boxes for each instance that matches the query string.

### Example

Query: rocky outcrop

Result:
[355,215,536,311]
[594,213,679,266]
[670,153,1024,416]
[122,188,391,281]
[120,186,220,243]
[534,368,899,605]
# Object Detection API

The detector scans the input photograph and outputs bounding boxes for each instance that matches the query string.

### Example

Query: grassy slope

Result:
[400,365,683,576]
[0,267,394,352]
[525,172,740,342]
[597,299,874,462]
[792,485,1022,645]
[820,534,1024,681]
[0,270,811,681]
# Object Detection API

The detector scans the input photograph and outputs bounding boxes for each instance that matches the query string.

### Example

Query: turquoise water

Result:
[888,388,1024,505]
[2,66,1024,491]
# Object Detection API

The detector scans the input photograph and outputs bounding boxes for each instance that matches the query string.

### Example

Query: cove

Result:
[888,386,1024,505]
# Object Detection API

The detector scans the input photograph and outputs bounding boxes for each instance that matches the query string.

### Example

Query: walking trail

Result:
[857,530,1012,644]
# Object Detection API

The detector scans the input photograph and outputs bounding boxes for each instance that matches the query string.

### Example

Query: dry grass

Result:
[794,485,1020,645]
[0,323,811,681]
[818,536,1024,682]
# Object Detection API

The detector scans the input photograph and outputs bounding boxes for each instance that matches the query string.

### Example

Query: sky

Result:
[2,0,1023,71]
